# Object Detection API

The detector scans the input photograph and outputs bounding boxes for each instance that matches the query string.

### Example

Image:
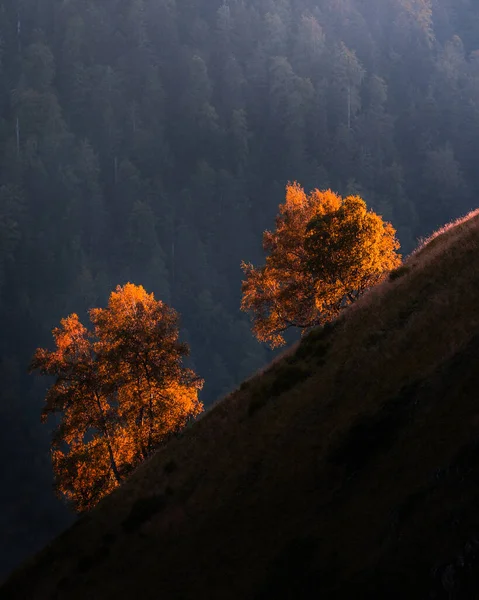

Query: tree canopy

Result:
[241,183,401,347]
[31,284,203,512]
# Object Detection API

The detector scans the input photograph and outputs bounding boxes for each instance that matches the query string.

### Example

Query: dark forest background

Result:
[1,0,479,578]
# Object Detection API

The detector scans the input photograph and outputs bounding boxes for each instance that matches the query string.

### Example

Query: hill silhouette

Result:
[3,211,479,599]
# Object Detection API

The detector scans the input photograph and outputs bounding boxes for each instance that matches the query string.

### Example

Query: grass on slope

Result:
[4,211,479,599]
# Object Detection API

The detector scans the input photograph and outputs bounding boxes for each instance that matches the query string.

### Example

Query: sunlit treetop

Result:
[241,183,401,348]
[31,283,203,512]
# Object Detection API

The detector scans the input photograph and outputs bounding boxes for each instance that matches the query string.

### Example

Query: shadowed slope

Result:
[3,213,479,599]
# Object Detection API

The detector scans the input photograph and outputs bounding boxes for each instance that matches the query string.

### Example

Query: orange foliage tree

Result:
[241,183,401,347]
[31,284,203,512]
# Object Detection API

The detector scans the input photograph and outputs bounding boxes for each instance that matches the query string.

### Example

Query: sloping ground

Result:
[4,213,479,600]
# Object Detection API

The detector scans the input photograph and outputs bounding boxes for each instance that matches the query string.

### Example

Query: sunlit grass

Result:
[413,207,479,256]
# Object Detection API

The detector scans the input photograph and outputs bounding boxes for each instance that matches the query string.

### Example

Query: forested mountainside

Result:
[4,210,479,600]
[1,0,479,578]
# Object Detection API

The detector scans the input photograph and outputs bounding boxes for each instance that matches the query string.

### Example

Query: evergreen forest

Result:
[1,0,479,577]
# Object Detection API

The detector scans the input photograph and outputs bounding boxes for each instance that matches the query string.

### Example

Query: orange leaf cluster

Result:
[31,284,203,512]
[241,183,401,347]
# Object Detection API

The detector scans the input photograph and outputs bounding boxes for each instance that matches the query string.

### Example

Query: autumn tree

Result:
[241,183,401,347]
[91,283,203,462]
[31,284,203,512]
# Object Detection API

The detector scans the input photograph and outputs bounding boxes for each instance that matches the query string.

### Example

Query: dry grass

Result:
[4,213,479,599]
[413,207,479,257]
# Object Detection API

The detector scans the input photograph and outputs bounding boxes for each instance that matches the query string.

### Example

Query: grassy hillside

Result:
[4,211,479,599]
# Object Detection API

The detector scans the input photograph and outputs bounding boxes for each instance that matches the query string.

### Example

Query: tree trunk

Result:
[94,393,122,484]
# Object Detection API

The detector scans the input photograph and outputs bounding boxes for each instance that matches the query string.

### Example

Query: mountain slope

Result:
[4,212,479,599]
[4,0,479,576]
